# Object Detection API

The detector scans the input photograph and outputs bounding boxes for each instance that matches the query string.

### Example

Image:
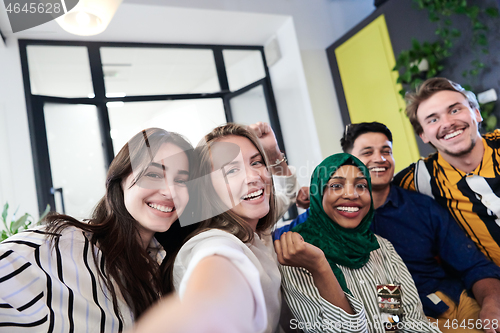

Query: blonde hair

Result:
[192,123,277,243]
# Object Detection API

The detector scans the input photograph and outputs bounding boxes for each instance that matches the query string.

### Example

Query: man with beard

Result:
[394,77,500,269]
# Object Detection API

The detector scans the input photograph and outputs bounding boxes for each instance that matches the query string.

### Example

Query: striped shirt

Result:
[280,235,440,333]
[394,130,500,265]
[0,225,165,332]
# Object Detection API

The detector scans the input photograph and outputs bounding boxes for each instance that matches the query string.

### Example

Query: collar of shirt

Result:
[436,136,489,182]
[148,237,167,264]
[379,184,400,209]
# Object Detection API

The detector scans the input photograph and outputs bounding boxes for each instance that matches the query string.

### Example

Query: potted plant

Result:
[1,203,50,241]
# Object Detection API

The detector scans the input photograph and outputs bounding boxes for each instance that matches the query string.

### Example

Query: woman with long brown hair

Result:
[132,122,298,333]
[0,128,196,332]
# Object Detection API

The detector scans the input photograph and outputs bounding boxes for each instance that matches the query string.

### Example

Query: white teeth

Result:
[444,130,463,140]
[336,206,360,212]
[148,203,174,213]
[243,189,263,200]
[370,167,386,172]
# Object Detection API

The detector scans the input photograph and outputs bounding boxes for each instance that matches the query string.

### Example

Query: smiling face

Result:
[322,164,371,229]
[123,142,190,243]
[210,135,272,230]
[417,90,483,158]
[350,132,394,190]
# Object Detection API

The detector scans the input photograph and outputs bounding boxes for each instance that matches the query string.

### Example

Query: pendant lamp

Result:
[56,0,123,36]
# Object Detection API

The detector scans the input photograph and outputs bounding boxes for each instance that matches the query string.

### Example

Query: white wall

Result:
[301,49,344,158]
[0,0,375,219]
[269,19,323,185]
[0,37,39,220]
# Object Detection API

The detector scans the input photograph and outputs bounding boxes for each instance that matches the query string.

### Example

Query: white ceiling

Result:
[0,3,290,47]
[0,0,374,49]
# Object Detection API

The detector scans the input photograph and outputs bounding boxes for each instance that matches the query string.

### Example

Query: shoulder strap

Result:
[414,159,434,199]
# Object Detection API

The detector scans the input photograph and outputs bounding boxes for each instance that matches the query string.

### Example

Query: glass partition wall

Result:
[19,40,286,219]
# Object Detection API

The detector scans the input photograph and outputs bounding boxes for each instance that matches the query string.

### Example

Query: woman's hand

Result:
[274,231,328,274]
[275,231,355,314]
[248,122,291,176]
[248,122,281,161]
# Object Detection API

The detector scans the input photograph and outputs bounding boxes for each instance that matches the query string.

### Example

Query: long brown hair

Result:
[45,128,195,319]
[191,123,277,243]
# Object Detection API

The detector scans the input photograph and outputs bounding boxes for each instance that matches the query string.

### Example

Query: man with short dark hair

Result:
[394,77,500,268]
[275,121,500,330]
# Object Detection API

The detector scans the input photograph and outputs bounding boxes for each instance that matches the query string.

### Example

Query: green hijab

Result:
[292,153,379,294]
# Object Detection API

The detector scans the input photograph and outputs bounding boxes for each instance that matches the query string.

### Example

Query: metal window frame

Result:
[18,39,287,215]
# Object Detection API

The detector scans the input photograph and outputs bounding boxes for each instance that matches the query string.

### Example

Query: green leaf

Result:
[10,213,30,234]
[1,230,7,242]
[486,115,497,132]
[485,7,499,17]
[402,71,412,83]
[473,22,486,31]
[414,78,424,87]
[399,89,406,99]
[2,203,8,223]
[480,102,495,115]
[1,203,9,233]
[468,6,480,19]
[451,29,461,38]
[38,205,50,224]
[411,38,421,51]
[477,34,488,46]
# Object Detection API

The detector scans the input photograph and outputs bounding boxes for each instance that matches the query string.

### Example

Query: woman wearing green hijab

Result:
[275,153,439,333]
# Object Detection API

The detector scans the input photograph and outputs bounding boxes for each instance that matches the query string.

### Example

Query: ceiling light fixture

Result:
[55,0,123,36]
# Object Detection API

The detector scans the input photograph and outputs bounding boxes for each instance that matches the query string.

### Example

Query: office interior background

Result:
[0,0,499,224]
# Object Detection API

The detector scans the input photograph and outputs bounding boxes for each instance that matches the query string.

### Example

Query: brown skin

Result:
[274,231,354,314]
[349,132,394,209]
[294,129,500,323]
[296,187,310,209]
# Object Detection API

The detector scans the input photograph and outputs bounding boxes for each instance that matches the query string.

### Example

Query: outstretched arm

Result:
[130,255,256,333]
